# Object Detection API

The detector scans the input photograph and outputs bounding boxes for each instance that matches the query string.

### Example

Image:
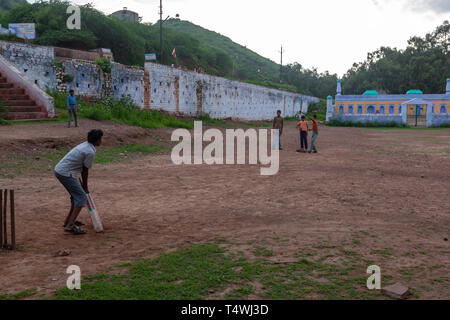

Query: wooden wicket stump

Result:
[0,189,16,250]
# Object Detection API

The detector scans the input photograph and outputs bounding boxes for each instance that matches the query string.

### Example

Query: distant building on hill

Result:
[111,7,140,23]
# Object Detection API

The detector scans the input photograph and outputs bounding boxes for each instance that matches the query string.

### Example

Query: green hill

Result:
[164,19,280,82]
[0,0,28,15]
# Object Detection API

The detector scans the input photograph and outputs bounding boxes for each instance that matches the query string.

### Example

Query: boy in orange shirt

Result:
[296,115,308,153]
[308,114,319,153]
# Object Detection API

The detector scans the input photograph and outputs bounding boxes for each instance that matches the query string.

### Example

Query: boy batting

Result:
[54,130,103,235]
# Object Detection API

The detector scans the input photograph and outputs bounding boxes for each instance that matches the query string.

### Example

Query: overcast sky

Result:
[30,0,449,76]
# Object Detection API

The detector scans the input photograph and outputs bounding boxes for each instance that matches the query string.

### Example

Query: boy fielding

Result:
[272,110,284,150]
[308,114,319,153]
[297,115,309,153]
[54,130,104,235]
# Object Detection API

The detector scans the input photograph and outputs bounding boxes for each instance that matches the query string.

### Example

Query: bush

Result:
[327,118,408,128]
[62,74,74,83]
[50,92,192,129]
[431,123,450,128]
[54,60,63,69]
[95,57,112,74]
[0,33,22,42]
[0,102,10,125]
[37,29,98,50]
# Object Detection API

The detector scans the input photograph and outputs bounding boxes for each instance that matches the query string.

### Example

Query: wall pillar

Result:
[326,95,334,122]
[143,68,151,109]
[401,103,407,125]
[426,102,433,127]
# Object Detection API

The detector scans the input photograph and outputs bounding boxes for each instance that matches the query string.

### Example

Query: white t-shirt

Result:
[55,142,96,178]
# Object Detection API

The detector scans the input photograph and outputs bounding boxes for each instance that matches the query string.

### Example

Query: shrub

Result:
[431,123,450,128]
[54,60,63,69]
[0,102,10,125]
[95,57,112,74]
[327,118,408,128]
[62,74,74,83]
[50,92,192,129]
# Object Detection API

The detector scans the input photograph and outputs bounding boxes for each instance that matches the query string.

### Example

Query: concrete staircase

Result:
[0,73,48,120]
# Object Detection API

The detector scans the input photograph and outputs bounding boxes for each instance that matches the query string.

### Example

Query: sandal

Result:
[63,221,85,228]
[64,225,87,235]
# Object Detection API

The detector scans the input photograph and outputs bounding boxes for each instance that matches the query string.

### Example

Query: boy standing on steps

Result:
[67,89,78,128]
[297,115,308,153]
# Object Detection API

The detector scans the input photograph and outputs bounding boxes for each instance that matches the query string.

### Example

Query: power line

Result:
[279,45,284,83]
[160,0,163,64]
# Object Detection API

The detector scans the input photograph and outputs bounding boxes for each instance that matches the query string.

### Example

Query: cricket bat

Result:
[86,194,104,233]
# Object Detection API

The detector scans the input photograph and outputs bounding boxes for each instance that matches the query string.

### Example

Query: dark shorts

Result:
[54,170,87,208]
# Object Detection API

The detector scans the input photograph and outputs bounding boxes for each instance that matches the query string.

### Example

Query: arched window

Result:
[357,105,363,114]
[389,104,395,114]
[367,105,376,114]
[339,105,344,114]
[441,104,447,114]
[379,105,385,114]
[348,105,354,114]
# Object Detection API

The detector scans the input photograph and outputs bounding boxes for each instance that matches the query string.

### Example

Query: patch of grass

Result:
[253,247,273,257]
[0,102,10,125]
[224,285,254,299]
[429,265,445,270]
[51,92,192,129]
[117,262,133,268]
[371,249,394,256]
[0,143,168,178]
[429,278,448,284]
[47,243,385,300]
[95,144,169,164]
[0,289,37,300]
[340,248,357,256]
[52,244,239,300]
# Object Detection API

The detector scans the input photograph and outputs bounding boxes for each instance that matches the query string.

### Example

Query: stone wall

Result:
[430,114,450,127]
[145,63,319,120]
[0,40,320,120]
[0,41,56,91]
[111,63,144,108]
[62,59,104,99]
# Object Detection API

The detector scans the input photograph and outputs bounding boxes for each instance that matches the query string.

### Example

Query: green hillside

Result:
[0,1,445,98]
[164,19,280,82]
[0,0,28,15]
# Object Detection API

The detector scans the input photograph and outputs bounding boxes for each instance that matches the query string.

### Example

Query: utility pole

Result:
[279,45,284,83]
[159,0,163,64]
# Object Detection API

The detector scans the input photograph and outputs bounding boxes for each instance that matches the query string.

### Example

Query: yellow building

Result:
[326,79,450,127]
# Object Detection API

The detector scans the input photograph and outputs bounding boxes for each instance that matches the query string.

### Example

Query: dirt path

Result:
[0,121,449,299]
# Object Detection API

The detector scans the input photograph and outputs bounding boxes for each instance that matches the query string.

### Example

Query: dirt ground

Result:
[0,120,449,299]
